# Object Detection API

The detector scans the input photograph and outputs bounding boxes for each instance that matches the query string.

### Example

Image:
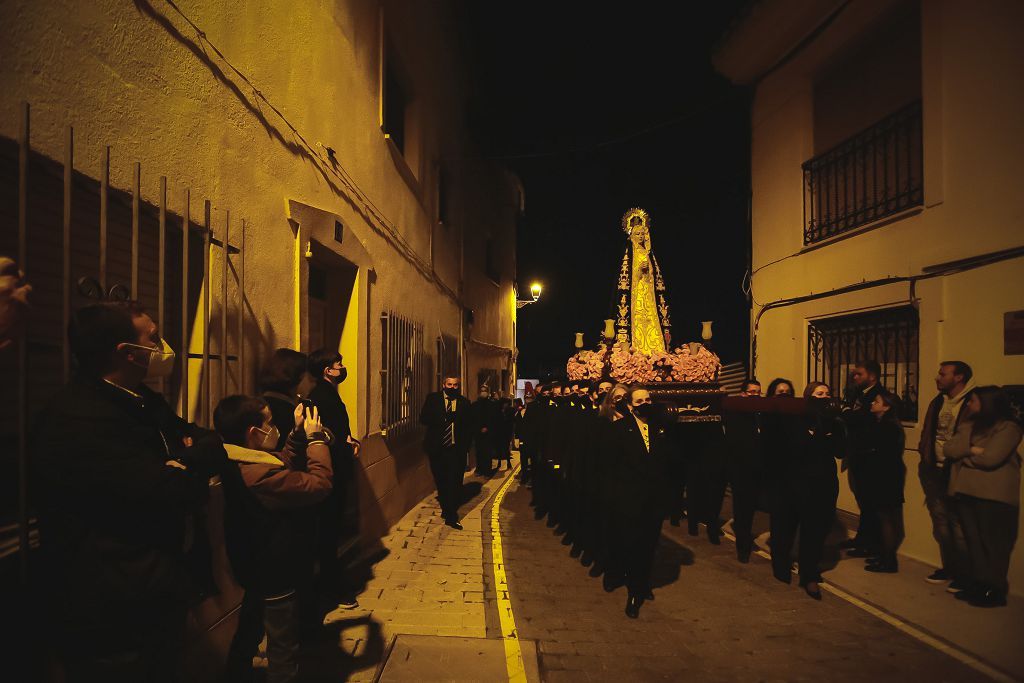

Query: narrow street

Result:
[494,476,982,682]
[318,458,1021,682]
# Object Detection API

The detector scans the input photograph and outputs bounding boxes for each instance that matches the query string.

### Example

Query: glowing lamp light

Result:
[530,283,542,300]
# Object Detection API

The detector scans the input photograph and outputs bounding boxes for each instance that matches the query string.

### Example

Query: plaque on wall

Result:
[1006,310,1024,355]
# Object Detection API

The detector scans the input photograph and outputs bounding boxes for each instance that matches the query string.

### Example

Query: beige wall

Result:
[730,0,1024,593]
[0,0,516,667]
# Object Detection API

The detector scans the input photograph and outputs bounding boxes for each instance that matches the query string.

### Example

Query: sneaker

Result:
[336,597,360,610]
[925,568,951,584]
[946,579,969,594]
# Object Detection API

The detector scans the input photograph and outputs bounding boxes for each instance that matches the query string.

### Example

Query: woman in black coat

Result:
[860,391,907,573]
[607,386,678,618]
[766,382,845,599]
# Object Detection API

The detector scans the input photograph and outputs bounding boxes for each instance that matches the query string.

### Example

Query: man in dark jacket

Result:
[420,376,473,528]
[841,360,886,556]
[723,379,765,562]
[307,349,361,610]
[216,395,333,682]
[471,385,500,475]
[918,361,974,587]
[33,302,226,682]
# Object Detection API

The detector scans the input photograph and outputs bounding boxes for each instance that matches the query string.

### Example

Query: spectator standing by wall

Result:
[945,386,1022,608]
[307,349,361,612]
[841,360,886,557]
[33,302,226,682]
[258,348,309,451]
[918,361,975,590]
[860,391,907,573]
[217,396,333,682]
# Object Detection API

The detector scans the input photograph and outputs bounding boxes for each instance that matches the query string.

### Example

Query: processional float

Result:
[565,208,724,422]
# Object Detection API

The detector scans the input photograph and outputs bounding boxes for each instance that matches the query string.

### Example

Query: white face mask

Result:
[145,338,176,380]
[253,424,280,450]
[123,339,176,380]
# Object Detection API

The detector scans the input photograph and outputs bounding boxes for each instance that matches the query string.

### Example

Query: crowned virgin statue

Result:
[566,208,721,388]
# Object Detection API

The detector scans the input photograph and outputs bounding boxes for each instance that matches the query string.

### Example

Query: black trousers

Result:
[608,512,664,595]
[689,436,728,530]
[729,462,763,552]
[58,602,186,683]
[769,479,838,585]
[474,434,496,474]
[429,447,466,520]
[957,494,1019,595]
[848,466,881,550]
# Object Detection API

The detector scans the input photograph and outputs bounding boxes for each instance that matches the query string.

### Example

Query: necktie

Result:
[443,398,455,447]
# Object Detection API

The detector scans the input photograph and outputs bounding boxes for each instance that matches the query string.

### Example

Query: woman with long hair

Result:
[945,386,1022,607]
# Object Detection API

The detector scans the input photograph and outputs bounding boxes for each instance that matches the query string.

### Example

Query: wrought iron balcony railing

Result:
[803,101,923,245]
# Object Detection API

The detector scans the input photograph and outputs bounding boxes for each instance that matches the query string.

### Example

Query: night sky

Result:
[457,3,752,378]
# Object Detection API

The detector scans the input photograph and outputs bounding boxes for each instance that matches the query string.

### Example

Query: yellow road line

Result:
[489,463,528,683]
[718,529,1018,683]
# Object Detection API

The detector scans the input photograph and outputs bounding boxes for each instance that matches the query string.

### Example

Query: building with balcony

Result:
[715,0,1024,592]
[0,0,518,667]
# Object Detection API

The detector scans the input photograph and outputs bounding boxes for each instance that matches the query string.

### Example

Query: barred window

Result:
[380,311,428,439]
[807,306,919,421]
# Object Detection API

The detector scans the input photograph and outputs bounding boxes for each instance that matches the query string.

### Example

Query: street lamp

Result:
[517,282,543,308]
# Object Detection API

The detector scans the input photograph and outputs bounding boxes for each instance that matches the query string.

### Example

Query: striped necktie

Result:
[443,397,455,447]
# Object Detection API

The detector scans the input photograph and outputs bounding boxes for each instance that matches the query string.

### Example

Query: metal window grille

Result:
[1,102,249,579]
[803,101,923,245]
[380,310,426,439]
[807,306,920,421]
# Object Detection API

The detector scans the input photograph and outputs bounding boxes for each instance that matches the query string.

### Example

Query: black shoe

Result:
[707,526,722,545]
[569,543,582,558]
[445,519,463,530]
[925,568,951,584]
[687,520,699,536]
[946,578,969,593]
[968,589,1007,608]
[580,550,593,567]
[846,547,876,558]
[603,574,624,593]
[645,590,655,601]
[625,594,642,619]
[864,561,898,573]
[803,583,823,601]
[737,546,751,564]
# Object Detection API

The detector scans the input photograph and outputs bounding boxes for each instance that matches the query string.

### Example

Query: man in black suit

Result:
[471,385,500,476]
[608,387,677,618]
[841,360,886,557]
[420,376,473,529]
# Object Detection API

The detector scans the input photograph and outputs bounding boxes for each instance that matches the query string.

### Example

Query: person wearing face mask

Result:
[858,391,907,573]
[591,383,628,582]
[607,386,678,618]
[471,385,500,476]
[307,349,362,613]
[216,396,333,682]
[32,301,227,682]
[258,348,310,451]
[722,379,766,563]
[766,382,845,599]
[420,376,473,529]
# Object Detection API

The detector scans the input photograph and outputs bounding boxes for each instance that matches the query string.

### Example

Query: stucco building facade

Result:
[0,0,518,661]
[715,0,1024,594]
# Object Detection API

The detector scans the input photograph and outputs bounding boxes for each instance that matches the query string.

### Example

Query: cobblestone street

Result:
[300,460,1020,681]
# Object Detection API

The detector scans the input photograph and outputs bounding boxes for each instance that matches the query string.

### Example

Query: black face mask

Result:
[632,403,655,420]
[443,387,459,398]
[327,367,348,385]
[614,398,629,415]
[596,391,608,403]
